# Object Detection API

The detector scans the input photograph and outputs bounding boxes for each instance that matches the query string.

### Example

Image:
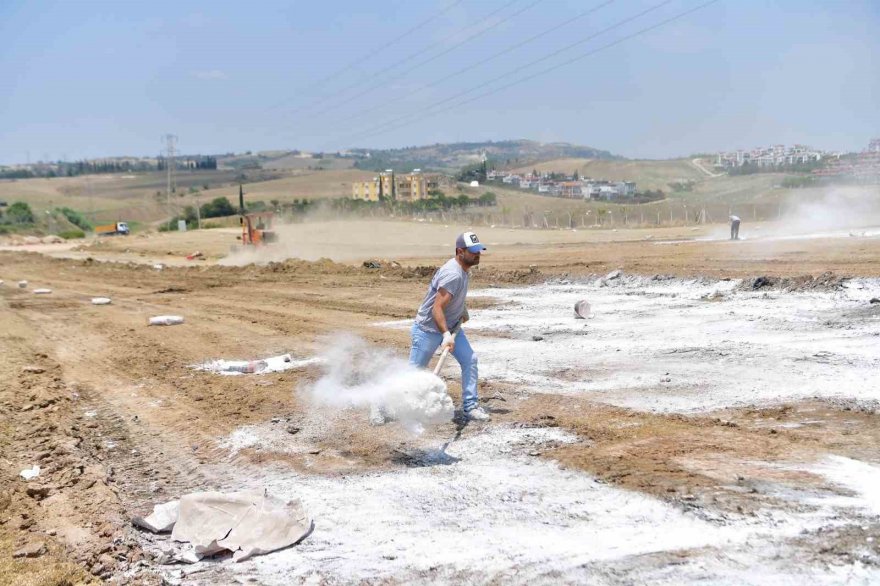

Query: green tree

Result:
[200,197,236,218]
[182,206,198,225]
[7,201,35,224]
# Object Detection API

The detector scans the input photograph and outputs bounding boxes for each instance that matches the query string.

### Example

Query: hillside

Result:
[6,146,878,236]
[508,158,706,191]
[197,169,375,204]
[349,140,619,172]
[0,169,273,225]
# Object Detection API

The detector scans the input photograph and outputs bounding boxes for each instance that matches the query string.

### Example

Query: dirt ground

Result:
[1,221,879,584]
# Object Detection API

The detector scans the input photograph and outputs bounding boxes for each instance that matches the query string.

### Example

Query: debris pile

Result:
[742,272,848,292]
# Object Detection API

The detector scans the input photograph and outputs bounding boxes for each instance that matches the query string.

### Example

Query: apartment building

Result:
[715,144,823,169]
[351,169,428,202]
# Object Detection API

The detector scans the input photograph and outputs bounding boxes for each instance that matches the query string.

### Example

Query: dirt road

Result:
[1,224,879,584]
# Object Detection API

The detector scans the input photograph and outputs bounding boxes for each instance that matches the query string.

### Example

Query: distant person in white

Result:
[730,215,741,240]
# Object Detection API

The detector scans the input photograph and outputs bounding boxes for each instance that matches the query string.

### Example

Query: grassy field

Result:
[0,168,373,227]
[3,160,877,234]
[260,154,356,171]
[198,169,374,204]
[0,170,249,224]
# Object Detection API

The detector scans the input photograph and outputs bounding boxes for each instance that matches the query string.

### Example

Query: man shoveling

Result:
[370,232,490,425]
[730,215,741,240]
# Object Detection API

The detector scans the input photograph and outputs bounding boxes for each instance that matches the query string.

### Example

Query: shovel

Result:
[433,327,460,376]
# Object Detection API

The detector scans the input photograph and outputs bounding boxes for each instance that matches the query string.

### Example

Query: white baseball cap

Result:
[455,232,487,253]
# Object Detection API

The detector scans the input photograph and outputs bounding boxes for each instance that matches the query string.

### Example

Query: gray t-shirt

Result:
[414,257,469,333]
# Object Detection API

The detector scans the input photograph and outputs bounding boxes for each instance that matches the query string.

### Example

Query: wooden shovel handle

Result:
[432,327,460,375]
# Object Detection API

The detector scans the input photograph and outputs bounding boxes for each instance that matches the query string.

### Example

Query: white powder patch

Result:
[377,276,880,413]
[303,334,453,434]
[218,424,312,455]
[186,428,876,585]
[193,354,319,376]
[808,456,880,515]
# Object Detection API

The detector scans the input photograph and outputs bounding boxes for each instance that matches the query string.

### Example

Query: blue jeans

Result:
[409,323,479,412]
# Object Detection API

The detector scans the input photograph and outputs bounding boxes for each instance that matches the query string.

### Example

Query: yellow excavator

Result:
[238,185,277,246]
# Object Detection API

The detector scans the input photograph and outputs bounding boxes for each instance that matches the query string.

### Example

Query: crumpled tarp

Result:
[133,490,312,563]
[133,500,180,533]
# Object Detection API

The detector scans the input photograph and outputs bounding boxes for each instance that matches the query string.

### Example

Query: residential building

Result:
[395,169,428,202]
[615,181,637,196]
[558,181,583,198]
[715,144,823,169]
[582,180,636,200]
[351,169,428,202]
[812,140,880,180]
[352,179,381,202]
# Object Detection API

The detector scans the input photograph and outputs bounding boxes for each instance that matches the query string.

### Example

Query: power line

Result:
[335,0,619,126]
[269,0,466,111]
[347,0,674,138]
[304,0,543,120]
[341,0,721,145]
[328,0,674,145]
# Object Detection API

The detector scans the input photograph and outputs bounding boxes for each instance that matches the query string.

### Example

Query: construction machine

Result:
[238,185,277,246]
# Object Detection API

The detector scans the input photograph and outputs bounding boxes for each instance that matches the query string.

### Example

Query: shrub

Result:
[56,207,92,230]
[58,229,86,239]
[781,175,817,188]
[7,201,35,224]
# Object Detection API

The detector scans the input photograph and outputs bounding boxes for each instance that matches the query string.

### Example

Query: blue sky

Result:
[1,0,877,164]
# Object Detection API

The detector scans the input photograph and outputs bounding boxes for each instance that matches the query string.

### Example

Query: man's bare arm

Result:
[432,288,453,333]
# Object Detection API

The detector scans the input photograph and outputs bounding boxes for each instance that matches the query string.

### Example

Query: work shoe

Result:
[369,405,387,426]
[465,406,491,422]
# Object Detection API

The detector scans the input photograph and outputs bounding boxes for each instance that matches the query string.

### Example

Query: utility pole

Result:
[162,134,178,206]
[87,178,94,224]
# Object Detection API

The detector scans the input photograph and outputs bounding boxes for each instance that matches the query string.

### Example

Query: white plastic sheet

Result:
[149,315,184,326]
